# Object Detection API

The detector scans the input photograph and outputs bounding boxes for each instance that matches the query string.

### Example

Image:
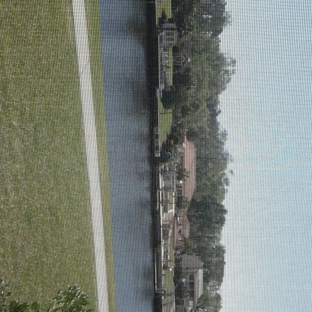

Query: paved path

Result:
[72,1,109,311]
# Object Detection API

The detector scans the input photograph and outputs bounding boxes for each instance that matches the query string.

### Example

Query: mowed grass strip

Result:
[156,0,172,22]
[163,239,175,312]
[0,0,96,308]
[161,192,175,312]
[84,1,116,311]
[156,0,173,146]
[158,95,173,145]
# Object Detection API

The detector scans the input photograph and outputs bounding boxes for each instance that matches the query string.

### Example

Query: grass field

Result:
[158,93,173,146]
[156,0,172,22]
[156,0,174,149]
[162,230,175,312]
[0,0,98,308]
[84,1,116,311]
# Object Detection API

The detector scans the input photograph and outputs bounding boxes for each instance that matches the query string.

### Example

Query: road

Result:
[72,1,109,311]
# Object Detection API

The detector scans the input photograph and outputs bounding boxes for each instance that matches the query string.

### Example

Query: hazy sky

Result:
[218,1,311,311]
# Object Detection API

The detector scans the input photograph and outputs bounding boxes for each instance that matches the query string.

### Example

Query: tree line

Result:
[166,0,235,311]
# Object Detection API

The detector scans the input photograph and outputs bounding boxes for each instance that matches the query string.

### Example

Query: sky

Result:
[217,1,311,311]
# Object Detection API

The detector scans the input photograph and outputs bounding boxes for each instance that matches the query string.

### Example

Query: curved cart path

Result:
[72,1,109,311]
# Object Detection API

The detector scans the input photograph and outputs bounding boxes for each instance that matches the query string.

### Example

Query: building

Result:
[176,134,196,203]
[158,20,178,91]
[176,254,204,312]
[159,21,179,49]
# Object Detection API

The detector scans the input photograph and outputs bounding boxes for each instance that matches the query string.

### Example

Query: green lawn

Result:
[162,251,175,311]
[156,0,174,145]
[158,93,173,146]
[162,204,175,311]
[160,189,175,312]
[0,0,97,308]
[84,1,116,311]
[156,0,172,22]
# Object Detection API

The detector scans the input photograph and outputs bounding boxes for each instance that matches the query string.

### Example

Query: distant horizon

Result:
[218,0,311,311]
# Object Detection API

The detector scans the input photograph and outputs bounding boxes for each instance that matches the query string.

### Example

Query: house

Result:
[176,134,196,203]
[158,20,178,91]
[159,20,178,49]
[175,254,204,312]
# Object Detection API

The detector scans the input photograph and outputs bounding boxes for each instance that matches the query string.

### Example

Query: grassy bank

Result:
[0,0,96,307]
[156,0,173,147]
[158,92,173,145]
[156,0,172,21]
[160,190,175,312]
[84,1,116,311]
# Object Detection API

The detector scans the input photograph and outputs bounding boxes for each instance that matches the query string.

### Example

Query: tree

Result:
[176,196,190,210]
[196,290,210,310]
[197,292,222,312]
[48,285,93,312]
[0,280,92,312]
[175,282,189,300]
[0,279,39,312]
[162,86,176,109]
[176,165,190,181]
[169,2,234,307]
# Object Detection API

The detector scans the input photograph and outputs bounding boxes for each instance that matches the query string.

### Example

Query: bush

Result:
[0,280,92,312]
[162,87,175,109]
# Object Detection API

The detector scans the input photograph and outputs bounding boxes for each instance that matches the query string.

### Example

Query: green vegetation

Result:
[156,0,172,21]
[162,0,235,311]
[84,1,116,311]
[162,239,174,312]
[162,248,174,312]
[158,94,173,145]
[160,190,175,312]
[0,0,96,307]
[0,280,93,312]
[156,0,174,145]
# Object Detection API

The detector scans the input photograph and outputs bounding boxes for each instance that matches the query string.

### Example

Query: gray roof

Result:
[181,38,192,59]
[181,254,203,270]
[194,268,204,305]
[181,255,204,309]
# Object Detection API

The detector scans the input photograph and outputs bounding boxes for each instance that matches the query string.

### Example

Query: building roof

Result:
[179,209,190,239]
[181,216,190,239]
[181,254,203,271]
[194,268,204,305]
[181,254,204,308]
[183,135,196,201]
[160,20,177,30]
